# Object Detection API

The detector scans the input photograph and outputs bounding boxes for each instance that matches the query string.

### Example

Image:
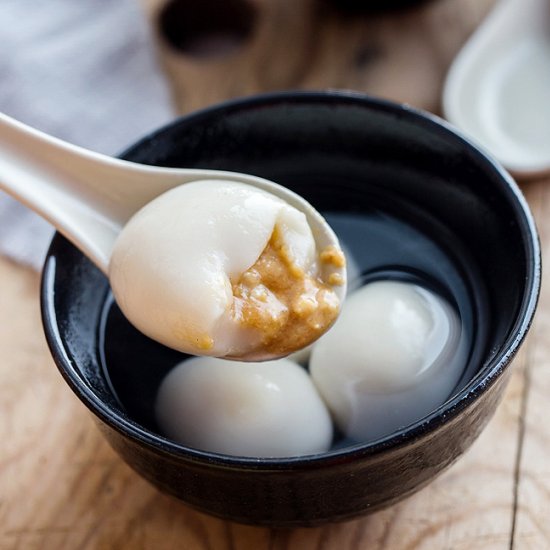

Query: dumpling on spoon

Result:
[109,180,346,360]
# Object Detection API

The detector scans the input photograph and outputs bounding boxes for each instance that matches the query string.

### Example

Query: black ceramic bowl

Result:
[41,91,540,526]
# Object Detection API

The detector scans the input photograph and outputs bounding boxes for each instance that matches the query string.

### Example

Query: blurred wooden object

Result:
[3,0,550,548]
[141,0,494,114]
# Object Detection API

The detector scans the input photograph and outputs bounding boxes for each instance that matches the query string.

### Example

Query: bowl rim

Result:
[41,90,541,470]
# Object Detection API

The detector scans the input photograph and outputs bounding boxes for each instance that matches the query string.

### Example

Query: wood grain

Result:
[512,179,550,550]
[0,252,532,550]
[3,0,550,548]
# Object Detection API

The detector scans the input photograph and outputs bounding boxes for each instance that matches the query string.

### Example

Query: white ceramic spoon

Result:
[0,112,347,360]
[443,0,550,177]
[0,112,343,287]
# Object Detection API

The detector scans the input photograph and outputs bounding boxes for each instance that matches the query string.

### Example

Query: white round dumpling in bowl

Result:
[310,280,466,442]
[155,356,333,457]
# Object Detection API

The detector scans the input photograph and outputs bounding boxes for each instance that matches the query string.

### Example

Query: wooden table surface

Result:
[2,0,550,548]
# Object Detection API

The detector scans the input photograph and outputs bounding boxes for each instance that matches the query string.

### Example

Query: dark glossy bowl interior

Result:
[41,91,540,526]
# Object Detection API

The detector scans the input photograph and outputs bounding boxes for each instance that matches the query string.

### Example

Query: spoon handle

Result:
[0,113,129,272]
[0,113,199,273]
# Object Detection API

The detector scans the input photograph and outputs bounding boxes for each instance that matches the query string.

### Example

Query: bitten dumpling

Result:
[109,180,346,359]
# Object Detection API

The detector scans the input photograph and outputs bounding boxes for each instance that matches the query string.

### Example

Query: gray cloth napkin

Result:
[0,0,174,269]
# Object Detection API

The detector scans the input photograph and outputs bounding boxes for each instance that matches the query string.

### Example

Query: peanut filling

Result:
[231,227,343,355]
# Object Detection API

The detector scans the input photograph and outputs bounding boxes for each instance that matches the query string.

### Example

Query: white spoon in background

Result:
[443,0,550,178]
[0,112,346,359]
